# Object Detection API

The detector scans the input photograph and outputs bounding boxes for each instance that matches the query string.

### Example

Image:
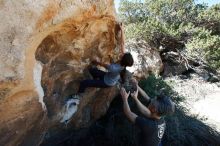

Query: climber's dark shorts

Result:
[78,67,110,93]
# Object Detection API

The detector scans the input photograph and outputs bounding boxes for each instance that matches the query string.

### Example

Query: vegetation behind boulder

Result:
[118,1,220,145]
[119,0,220,71]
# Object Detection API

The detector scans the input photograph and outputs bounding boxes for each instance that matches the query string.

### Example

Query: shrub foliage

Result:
[119,0,220,70]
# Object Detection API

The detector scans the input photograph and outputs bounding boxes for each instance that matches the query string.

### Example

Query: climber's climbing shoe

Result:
[60,97,80,124]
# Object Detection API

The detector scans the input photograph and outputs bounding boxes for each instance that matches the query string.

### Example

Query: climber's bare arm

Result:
[131,78,150,102]
[134,96,151,118]
[120,88,137,123]
[137,86,151,102]
[131,89,152,118]
[95,61,109,69]
[91,58,109,69]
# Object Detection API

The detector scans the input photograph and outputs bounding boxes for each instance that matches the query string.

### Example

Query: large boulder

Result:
[0,0,120,145]
[126,39,163,78]
[0,1,163,145]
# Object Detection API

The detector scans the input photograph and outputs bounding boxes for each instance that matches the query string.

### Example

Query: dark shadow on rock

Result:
[40,95,139,146]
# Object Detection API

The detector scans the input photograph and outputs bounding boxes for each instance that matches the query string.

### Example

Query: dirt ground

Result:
[165,75,220,132]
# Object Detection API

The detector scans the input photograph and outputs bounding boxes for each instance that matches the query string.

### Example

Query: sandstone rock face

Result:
[0,0,163,145]
[0,0,120,145]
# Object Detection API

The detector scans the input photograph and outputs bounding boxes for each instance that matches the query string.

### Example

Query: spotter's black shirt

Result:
[135,116,166,146]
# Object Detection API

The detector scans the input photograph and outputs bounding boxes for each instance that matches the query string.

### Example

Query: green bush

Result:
[186,27,220,69]
[119,0,220,71]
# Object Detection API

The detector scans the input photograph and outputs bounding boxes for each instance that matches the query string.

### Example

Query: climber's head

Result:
[148,95,175,117]
[120,53,134,67]
[120,53,134,83]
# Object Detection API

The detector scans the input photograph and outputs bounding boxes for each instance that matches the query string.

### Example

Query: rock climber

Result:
[71,52,134,98]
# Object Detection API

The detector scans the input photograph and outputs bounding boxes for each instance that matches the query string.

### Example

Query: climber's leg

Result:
[89,67,106,79]
[78,79,110,93]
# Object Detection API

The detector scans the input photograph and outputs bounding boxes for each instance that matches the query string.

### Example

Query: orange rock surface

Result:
[0,0,162,145]
[0,0,121,145]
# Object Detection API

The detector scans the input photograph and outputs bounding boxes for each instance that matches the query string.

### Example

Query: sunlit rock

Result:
[0,0,163,145]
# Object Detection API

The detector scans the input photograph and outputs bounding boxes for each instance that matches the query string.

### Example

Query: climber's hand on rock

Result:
[120,87,130,101]
[109,55,114,63]
[91,57,100,65]
[91,60,99,65]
